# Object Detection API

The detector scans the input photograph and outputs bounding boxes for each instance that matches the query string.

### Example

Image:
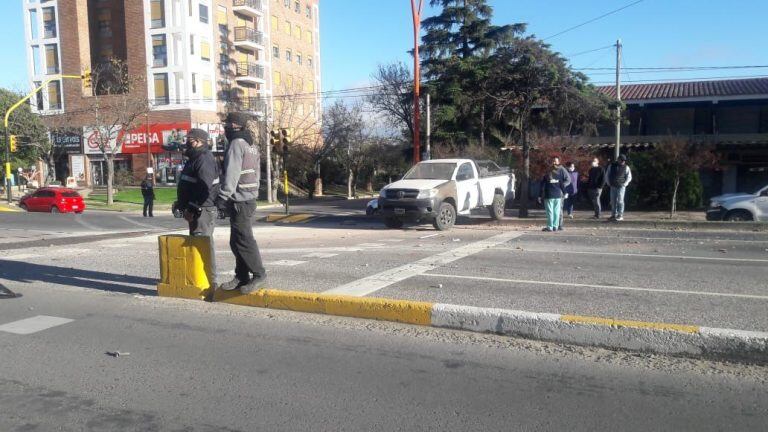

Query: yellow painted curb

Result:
[0,205,20,212]
[279,213,315,223]
[561,314,700,334]
[157,235,215,301]
[214,289,433,326]
[265,213,289,222]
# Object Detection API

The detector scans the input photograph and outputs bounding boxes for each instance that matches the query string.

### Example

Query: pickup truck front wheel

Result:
[488,193,505,220]
[384,217,404,229]
[433,202,456,231]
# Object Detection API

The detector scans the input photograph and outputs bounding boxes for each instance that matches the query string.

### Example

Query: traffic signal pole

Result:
[4,73,86,203]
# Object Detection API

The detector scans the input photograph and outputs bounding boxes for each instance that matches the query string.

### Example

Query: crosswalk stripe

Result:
[302,252,339,259]
[266,260,307,266]
[0,316,74,335]
[0,254,40,261]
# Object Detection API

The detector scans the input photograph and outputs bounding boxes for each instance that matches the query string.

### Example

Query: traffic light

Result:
[81,69,92,89]
[9,135,17,153]
[279,128,292,155]
[270,129,282,154]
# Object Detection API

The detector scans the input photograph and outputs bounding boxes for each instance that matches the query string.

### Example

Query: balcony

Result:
[235,62,265,83]
[233,96,267,114]
[234,26,264,51]
[233,0,263,17]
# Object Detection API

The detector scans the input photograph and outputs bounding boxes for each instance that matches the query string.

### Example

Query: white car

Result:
[378,159,515,230]
[706,185,768,222]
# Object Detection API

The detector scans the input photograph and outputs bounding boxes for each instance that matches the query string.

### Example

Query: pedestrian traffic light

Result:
[81,69,92,88]
[9,135,17,153]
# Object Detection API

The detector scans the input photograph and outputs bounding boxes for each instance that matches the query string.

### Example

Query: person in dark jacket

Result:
[216,113,267,294]
[605,154,632,221]
[586,157,605,218]
[176,128,219,236]
[140,175,155,217]
[563,162,579,219]
[538,157,571,232]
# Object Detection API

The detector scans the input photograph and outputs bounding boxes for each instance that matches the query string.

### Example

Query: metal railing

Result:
[235,62,265,80]
[233,0,263,12]
[234,96,267,113]
[234,27,264,46]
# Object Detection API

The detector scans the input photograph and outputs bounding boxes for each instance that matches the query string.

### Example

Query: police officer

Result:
[216,113,267,294]
[177,128,219,236]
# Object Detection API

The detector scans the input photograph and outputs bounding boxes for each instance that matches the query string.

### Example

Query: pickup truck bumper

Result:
[706,207,727,221]
[380,197,439,220]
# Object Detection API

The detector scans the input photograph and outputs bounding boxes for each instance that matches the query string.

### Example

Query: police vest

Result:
[237,143,260,192]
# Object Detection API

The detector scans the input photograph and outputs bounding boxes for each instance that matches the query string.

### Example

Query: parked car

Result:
[378,159,515,230]
[19,187,86,214]
[706,185,768,222]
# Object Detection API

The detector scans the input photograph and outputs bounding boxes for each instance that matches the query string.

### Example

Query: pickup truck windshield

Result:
[403,163,457,180]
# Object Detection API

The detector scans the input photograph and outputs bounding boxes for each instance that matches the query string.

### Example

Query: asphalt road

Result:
[1,281,767,431]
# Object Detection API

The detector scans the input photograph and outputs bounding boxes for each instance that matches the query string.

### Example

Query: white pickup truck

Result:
[378,159,515,230]
[706,184,768,222]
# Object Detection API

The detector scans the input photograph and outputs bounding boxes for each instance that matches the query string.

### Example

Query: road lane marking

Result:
[525,232,768,244]
[267,260,307,266]
[356,243,386,248]
[0,316,74,335]
[324,232,525,297]
[422,273,768,300]
[493,247,768,263]
[1,254,40,261]
[217,246,364,255]
[302,252,339,259]
[73,215,106,232]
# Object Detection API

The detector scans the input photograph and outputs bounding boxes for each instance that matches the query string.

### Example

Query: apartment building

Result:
[23,0,321,186]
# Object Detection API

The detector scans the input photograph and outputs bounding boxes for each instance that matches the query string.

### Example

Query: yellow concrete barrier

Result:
[214,289,433,326]
[157,235,215,301]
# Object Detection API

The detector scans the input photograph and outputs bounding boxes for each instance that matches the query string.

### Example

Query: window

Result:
[293,24,301,39]
[97,8,112,36]
[306,5,311,18]
[285,49,291,62]
[154,73,169,104]
[217,5,227,25]
[47,80,61,109]
[28,9,38,39]
[283,19,290,35]
[294,1,299,12]
[272,45,279,59]
[202,77,212,100]
[42,7,56,38]
[273,71,281,86]
[201,39,210,61]
[199,4,209,23]
[151,0,165,28]
[307,80,314,92]
[219,43,229,72]
[296,52,302,65]
[271,15,278,31]
[283,0,289,7]
[152,35,167,67]
[456,163,474,181]
[190,35,195,54]
[285,74,293,89]
[45,44,59,74]
[191,73,197,93]
[34,81,43,110]
[307,56,313,68]
[32,46,41,75]
[305,30,313,44]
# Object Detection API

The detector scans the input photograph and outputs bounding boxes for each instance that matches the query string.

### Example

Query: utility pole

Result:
[425,93,431,160]
[614,39,622,160]
[410,0,424,164]
[266,127,272,203]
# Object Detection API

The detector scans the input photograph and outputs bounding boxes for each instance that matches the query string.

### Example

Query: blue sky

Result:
[3,1,767,93]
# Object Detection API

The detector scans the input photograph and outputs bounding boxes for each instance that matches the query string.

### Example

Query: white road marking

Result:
[302,252,339,259]
[422,273,768,301]
[52,248,91,256]
[218,246,365,255]
[1,254,40,261]
[419,233,441,239]
[531,232,768,244]
[356,243,386,248]
[267,260,307,266]
[73,216,106,232]
[494,247,768,263]
[0,315,74,335]
[324,232,524,297]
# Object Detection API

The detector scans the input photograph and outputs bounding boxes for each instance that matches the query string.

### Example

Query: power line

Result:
[566,44,614,58]
[543,0,645,41]
[591,74,768,85]
[577,65,768,71]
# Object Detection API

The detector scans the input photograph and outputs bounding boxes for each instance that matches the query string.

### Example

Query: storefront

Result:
[50,130,83,184]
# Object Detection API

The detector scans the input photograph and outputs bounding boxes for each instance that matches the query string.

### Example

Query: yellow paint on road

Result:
[265,214,289,222]
[0,205,20,212]
[157,235,215,301]
[264,213,316,223]
[215,289,433,326]
[560,314,700,333]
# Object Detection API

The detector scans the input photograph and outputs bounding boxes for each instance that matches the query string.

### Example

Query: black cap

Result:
[618,154,628,162]
[226,112,253,127]
[186,128,209,142]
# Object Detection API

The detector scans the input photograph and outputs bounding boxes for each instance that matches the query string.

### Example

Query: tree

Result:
[0,88,51,185]
[368,62,415,141]
[322,101,366,198]
[654,138,718,215]
[83,59,149,205]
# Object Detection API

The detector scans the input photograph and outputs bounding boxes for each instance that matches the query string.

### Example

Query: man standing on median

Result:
[606,154,632,221]
[538,156,571,232]
[140,175,155,218]
[216,113,267,294]
[177,129,220,236]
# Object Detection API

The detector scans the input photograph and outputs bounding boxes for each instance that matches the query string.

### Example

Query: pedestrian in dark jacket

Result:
[538,157,570,232]
[140,175,155,217]
[563,162,579,219]
[176,128,219,236]
[586,157,605,218]
[605,154,632,221]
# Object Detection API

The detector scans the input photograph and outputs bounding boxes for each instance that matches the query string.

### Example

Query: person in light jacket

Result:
[538,157,571,232]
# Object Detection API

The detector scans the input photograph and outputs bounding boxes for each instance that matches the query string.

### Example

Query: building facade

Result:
[22,0,321,186]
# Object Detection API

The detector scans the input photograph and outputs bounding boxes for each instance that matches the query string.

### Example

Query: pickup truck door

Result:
[455,162,480,214]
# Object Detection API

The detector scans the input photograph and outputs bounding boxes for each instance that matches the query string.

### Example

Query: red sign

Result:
[119,122,191,154]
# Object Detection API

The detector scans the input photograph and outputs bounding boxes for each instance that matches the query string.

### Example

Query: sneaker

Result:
[542,227,552,232]
[592,215,600,219]
[568,214,574,219]
[616,216,624,221]
[557,226,564,231]
[240,276,267,294]
[219,277,246,291]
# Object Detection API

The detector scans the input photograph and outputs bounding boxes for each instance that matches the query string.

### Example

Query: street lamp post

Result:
[410,0,424,165]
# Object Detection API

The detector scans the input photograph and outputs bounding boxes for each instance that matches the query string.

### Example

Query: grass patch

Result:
[87,187,177,205]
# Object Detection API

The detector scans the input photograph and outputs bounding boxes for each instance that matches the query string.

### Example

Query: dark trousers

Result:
[563,194,576,215]
[189,207,216,237]
[229,200,266,282]
[588,188,602,217]
[143,197,154,217]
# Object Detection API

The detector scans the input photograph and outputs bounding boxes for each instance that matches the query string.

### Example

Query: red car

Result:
[19,187,86,214]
